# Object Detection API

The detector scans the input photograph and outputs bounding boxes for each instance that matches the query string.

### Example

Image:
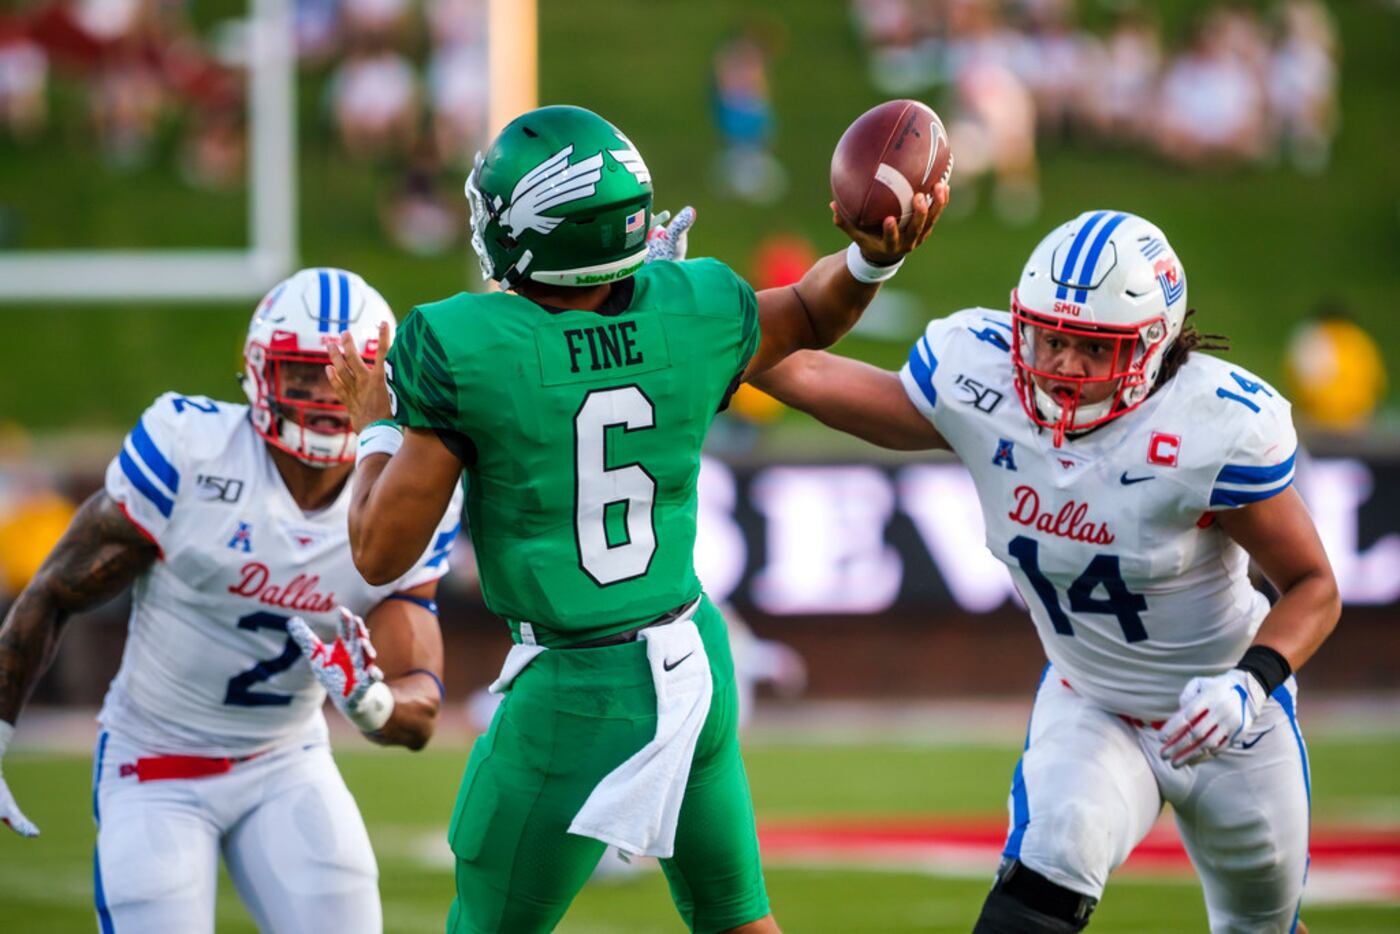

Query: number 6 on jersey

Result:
[574,386,658,585]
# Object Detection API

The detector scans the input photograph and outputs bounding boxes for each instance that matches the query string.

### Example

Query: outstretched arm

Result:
[753,350,949,451]
[744,182,948,380]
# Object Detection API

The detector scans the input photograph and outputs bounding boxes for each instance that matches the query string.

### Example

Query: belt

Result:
[118,752,261,782]
[566,601,694,649]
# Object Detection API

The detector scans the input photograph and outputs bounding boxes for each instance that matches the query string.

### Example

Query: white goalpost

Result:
[0,0,297,303]
[0,0,537,304]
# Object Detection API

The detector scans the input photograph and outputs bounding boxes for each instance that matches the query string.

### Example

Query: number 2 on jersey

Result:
[1008,535,1149,642]
[574,386,658,586]
[224,611,300,706]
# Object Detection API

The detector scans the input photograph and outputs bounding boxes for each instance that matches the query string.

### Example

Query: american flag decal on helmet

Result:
[625,209,645,233]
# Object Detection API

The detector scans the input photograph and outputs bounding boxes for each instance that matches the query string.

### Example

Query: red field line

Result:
[758,817,1400,875]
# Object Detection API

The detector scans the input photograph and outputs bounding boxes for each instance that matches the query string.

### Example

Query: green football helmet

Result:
[466,105,654,288]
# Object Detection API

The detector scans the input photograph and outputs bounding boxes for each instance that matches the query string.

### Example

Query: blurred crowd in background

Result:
[0,1,1345,238]
[850,0,1340,223]
[0,0,489,254]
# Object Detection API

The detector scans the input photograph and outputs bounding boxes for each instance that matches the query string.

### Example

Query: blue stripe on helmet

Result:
[119,449,174,518]
[131,419,179,494]
[337,271,350,332]
[317,269,331,333]
[1072,212,1129,303]
[1055,211,1107,300]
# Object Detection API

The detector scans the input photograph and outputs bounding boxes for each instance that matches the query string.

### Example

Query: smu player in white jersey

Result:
[753,211,1340,933]
[0,268,463,933]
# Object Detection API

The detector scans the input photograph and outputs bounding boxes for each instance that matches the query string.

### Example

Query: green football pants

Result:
[445,597,770,933]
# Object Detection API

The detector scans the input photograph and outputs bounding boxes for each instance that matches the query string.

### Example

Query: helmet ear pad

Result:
[467,105,654,288]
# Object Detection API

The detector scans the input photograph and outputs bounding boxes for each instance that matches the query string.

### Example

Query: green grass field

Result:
[3,735,1398,932]
[2,0,1399,433]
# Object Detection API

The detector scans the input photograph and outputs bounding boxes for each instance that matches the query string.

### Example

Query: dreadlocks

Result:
[1156,309,1231,387]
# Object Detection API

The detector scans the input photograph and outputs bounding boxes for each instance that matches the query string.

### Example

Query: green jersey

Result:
[387,258,758,645]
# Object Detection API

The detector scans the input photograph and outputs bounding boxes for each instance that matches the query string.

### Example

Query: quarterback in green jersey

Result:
[328,104,946,934]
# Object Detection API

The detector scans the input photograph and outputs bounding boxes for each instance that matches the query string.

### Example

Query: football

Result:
[831,99,952,233]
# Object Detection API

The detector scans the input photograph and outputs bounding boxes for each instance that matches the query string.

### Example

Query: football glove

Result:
[0,720,39,837]
[1159,669,1267,769]
[289,608,395,733]
[644,206,696,264]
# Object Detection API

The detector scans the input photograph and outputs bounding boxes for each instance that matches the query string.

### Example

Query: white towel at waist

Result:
[568,603,712,858]
[488,642,547,694]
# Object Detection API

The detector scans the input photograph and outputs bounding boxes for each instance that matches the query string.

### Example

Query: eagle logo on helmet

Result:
[497,136,653,240]
[608,132,651,185]
[500,144,605,238]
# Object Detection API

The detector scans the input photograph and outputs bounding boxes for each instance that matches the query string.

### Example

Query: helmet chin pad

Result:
[276,420,356,467]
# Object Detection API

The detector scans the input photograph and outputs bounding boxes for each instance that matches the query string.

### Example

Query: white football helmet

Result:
[241,268,396,466]
[1010,210,1188,445]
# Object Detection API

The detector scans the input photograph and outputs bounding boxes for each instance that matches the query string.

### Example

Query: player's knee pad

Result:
[971,859,1098,934]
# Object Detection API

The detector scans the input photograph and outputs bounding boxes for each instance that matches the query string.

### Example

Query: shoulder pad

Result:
[104,392,243,540]
[1173,359,1298,509]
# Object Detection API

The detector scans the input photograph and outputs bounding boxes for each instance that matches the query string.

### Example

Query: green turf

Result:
[2,736,1397,932]
[2,1,1398,433]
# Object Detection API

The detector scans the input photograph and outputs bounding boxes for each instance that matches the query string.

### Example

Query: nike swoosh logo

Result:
[1120,472,1154,485]
[662,651,694,672]
[1240,727,1275,750]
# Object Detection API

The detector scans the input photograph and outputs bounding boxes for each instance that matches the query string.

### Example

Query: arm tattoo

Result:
[0,492,157,723]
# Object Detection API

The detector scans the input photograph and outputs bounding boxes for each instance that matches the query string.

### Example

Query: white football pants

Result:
[91,728,381,934]
[1003,665,1310,934]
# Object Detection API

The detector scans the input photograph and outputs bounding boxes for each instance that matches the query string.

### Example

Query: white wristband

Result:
[845,242,904,284]
[348,680,395,732]
[355,421,403,467]
[0,720,13,758]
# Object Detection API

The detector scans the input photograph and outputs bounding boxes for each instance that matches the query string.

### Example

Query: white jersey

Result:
[901,309,1298,720]
[100,392,463,756]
